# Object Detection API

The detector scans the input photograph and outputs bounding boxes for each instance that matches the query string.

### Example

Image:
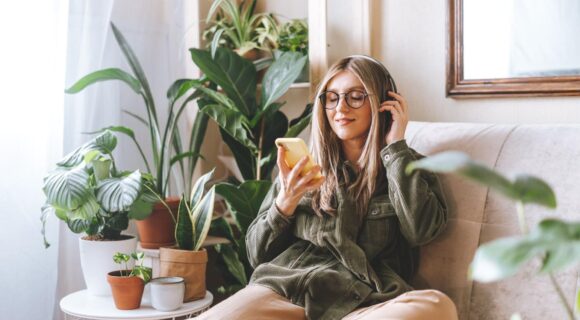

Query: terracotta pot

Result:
[107,270,145,310]
[136,197,179,249]
[159,247,208,302]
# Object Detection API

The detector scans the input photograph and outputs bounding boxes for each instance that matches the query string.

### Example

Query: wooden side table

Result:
[60,289,213,320]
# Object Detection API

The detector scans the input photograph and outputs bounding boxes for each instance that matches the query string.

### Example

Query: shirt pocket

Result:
[357,198,398,260]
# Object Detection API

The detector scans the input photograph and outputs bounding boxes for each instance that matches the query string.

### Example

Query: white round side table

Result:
[60,289,213,320]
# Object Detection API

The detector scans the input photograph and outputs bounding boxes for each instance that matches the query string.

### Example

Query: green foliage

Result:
[407,151,578,319]
[42,131,155,247]
[470,219,580,282]
[65,22,209,202]
[277,19,308,55]
[112,251,152,283]
[175,169,216,251]
[203,0,278,56]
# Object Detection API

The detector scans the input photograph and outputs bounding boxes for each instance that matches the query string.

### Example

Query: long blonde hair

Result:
[310,56,394,219]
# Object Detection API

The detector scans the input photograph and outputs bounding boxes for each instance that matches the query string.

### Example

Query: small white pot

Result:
[79,235,137,296]
[150,277,185,311]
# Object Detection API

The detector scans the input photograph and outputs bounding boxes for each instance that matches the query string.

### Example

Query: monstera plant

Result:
[187,47,311,295]
[407,151,580,320]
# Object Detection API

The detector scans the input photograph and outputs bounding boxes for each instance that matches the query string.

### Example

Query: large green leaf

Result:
[96,170,142,213]
[261,51,307,111]
[215,243,248,285]
[43,166,91,211]
[58,130,118,167]
[512,175,557,208]
[189,47,257,117]
[67,193,100,221]
[219,127,256,180]
[261,111,289,159]
[65,68,141,94]
[167,79,202,105]
[470,219,580,282]
[215,180,272,234]
[406,151,557,208]
[175,197,193,250]
[201,104,256,152]
[192,187,216,251]
[286,103,313,138]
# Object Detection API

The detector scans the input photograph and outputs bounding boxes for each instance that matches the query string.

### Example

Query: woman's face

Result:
[324,70,372,144]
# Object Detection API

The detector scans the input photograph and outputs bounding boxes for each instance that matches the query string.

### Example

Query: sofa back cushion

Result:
[406,121,580,320]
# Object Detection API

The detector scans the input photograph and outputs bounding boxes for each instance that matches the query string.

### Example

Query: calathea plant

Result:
[41,130,156,247]
[187,47,312,295]
[407,151,580,320]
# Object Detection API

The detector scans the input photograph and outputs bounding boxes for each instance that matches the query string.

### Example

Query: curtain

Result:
[55,1,200,318]
[0,0,68,319]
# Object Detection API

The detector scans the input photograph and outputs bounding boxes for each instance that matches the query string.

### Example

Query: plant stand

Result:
[60,289,213,320]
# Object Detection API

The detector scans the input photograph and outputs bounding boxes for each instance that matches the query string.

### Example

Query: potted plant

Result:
[159,169,216,302]
[407,151,580,319]
[41,130,155,296]
[107,251,152,310]
[65,22,210,249]
[274,19,309,83]
[203,0,278,59]
[185,46,312,298]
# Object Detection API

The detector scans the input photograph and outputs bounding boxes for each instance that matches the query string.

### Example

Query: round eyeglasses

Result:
[318,90,370,110]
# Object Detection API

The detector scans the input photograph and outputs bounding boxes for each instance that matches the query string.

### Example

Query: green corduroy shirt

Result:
[246,139,448,320]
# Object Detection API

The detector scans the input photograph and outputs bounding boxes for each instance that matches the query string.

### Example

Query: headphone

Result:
[347,54,398,102]
[347,54,398,136]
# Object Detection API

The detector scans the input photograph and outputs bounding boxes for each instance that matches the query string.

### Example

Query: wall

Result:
[371,0,580,124]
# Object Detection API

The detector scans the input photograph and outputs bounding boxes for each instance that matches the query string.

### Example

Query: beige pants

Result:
[194,284,458,320]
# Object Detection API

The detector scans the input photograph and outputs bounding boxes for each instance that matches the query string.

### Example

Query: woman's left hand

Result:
[379,91,409,145]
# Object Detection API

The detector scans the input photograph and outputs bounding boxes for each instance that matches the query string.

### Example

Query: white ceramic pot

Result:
[150,277,185,311]
[79,235,137,296]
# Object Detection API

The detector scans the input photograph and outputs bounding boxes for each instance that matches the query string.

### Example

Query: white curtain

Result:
[56,1,200,319]
[0,0,68,319]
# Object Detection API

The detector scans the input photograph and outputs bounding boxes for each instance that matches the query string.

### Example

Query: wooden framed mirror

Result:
[447,0,580,98]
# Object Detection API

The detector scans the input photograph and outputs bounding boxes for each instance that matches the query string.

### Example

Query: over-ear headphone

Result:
[347,54,397,102]
[347,54,397,138]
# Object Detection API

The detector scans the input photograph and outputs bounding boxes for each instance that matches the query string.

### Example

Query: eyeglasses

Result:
[318,90,370,110]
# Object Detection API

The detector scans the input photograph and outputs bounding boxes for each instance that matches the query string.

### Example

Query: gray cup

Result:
[150,277,185,311]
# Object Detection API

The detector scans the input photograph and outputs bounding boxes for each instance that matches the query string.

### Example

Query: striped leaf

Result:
[175,197,194,250]
[58,130,117,167]
[190,169,215,208]
[66,193,100,221]
[192,187,216,251]
[43,166,91,211]
[96,170,142,212]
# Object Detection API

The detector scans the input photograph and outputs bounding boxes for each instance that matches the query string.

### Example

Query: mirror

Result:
[447,0,580,98]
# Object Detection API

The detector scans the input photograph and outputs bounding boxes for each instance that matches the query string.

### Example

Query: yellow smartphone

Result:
[275,138,322,179]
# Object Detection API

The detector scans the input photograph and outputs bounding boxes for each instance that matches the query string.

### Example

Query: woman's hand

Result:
[379,91,409,145]
[275,146,325,217]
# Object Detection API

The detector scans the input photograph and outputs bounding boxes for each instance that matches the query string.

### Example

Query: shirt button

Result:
[353,293,360,301]
[370,209,379,216]
[383,154,390,162]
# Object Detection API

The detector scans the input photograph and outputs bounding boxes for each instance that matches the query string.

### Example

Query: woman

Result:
[197,55,457,320]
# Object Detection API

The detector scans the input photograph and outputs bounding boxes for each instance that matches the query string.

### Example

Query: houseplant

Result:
[65,22,210,249]
[203,0,278,58]
[274,19,309,82]
[187,46,312,297]
[41,130,155,295]
[406,151,580,319]
[159,169,216,302]
[107,251,152,310]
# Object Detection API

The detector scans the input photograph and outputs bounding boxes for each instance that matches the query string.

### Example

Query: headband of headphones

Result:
[347,54,398,95]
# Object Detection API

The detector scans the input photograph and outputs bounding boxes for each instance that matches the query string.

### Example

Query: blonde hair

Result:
[310,56,393,219]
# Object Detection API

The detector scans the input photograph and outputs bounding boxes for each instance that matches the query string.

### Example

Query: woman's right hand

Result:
[275,146,325,217]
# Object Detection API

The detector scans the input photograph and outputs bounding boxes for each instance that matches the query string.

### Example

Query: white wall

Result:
[371,0,580,124]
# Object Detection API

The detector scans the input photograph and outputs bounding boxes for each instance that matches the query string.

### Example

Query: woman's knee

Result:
[409,289,458,320]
